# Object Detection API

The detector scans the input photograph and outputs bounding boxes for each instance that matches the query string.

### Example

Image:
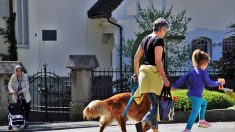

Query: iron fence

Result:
[92,65,221,100]
[28,64,71,122]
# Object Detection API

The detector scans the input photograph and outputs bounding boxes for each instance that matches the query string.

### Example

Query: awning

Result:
[88,0,123,18]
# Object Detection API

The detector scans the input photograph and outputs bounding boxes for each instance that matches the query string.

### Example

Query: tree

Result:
[213,48,235,90]
[213,23,235,90]
[122,4,191,70]
[0,13,18,61]
[227,23,235,33]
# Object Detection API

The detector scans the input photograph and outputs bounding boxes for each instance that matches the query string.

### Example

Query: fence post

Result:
[43,63,48,122]
[66,55,99,121]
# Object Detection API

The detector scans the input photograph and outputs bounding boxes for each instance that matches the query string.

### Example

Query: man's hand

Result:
[163,78,170,87]
[132,74,138,83]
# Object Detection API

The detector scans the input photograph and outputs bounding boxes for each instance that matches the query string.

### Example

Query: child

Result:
[171,49,225,132]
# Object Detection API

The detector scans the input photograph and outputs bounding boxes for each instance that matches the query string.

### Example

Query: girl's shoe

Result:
[198,120,211,128]
[182,129,190,132]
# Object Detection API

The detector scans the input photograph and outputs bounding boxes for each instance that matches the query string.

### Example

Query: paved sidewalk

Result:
[0,121,234,131]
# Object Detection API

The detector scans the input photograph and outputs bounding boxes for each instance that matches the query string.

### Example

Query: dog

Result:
[83,92,151,132]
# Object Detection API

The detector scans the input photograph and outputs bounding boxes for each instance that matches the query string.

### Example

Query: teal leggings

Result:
[186,96,207,130]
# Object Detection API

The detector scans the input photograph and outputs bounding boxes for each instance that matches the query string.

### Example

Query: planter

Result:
[173,109,235,123]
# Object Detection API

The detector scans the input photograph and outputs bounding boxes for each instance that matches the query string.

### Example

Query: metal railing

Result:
[92,65,221,99]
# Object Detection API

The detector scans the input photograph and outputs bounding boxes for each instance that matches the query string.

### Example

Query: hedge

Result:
[172,89,235,111]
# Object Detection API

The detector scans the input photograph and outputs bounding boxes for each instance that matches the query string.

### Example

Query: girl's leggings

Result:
[186,96,207,130]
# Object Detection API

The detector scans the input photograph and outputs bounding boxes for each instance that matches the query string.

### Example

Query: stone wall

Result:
[0,74,10,125]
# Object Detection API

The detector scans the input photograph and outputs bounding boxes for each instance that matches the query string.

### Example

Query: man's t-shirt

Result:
[140,35,165,66]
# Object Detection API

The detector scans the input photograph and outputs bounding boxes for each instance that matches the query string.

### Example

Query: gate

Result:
[29,64,71,122]
[92,66,133,100]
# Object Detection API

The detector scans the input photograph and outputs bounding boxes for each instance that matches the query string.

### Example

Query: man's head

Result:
[153,18,169,38]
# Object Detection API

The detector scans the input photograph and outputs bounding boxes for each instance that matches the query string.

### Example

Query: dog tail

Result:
[83,100,110,120]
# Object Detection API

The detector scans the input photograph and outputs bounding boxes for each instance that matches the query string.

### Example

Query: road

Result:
[38,122,235,132]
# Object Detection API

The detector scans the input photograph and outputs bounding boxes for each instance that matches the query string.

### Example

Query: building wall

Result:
[11,0,235,74]
[112,0,235,63]
[17,0,118,75]
[166,0,235,61]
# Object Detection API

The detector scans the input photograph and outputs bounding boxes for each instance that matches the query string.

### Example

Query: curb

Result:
[0,109,234,131]
[173,109,235,123]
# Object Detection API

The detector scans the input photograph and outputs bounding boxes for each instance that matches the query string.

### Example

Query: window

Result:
[16,0,29,48]
[192,37,212,57]
[223,36,235,55]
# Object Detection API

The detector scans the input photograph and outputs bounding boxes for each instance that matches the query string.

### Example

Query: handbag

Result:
[159,86,175,121]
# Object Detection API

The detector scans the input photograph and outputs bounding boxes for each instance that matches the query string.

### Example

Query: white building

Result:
[0,0,234,75]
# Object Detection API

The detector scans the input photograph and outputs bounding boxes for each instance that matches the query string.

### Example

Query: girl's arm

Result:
[134,45,144,75]
[203,70,221,87]
[172,72,189,89]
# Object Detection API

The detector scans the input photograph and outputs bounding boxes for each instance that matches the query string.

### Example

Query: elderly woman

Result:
[8,65,31,128]
[133,18,170,132]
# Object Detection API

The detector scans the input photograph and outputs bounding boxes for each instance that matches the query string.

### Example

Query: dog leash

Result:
[122,77,139,117]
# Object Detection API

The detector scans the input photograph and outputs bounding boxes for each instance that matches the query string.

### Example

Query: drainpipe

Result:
[9,0,13,15]
[107,17,123,84]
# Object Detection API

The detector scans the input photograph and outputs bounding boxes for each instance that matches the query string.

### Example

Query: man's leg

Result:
[150,94,160,129]
[143,93,157,123]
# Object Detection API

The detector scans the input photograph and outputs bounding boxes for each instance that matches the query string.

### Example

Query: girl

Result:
[172,49,225,132]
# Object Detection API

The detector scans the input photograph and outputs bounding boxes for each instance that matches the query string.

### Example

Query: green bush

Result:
[172,89,235,111]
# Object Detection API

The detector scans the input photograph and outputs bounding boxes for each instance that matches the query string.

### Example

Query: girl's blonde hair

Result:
[192,49,211,67]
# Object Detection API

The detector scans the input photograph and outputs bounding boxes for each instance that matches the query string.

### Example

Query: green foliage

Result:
[227,23,235,33]
[172,89,235,111]
[121,4,191,69]
[0,13,18,61]
[213,48,235,90]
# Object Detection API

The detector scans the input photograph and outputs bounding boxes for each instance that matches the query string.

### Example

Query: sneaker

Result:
[182,129,190,132]
[198,120,211,128]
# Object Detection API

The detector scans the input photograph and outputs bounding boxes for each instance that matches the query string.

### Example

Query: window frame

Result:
[16,0,29,48]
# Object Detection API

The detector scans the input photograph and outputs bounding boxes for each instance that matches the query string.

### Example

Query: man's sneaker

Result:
[198,120,211,128]
[182,129,190,132]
